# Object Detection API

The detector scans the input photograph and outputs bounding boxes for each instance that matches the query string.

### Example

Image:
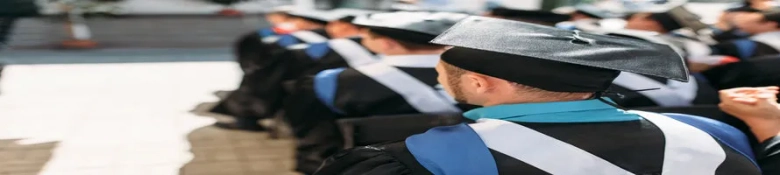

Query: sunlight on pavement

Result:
[0,62,240,175]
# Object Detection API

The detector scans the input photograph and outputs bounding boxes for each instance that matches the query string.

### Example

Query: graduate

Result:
[281,11,470,174]
[315,16,762,175]
[213,8,378,131]
[709,8,780,60]
[623,6,712,57]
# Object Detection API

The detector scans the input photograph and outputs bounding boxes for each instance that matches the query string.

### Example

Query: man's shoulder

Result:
[315,141,432,175]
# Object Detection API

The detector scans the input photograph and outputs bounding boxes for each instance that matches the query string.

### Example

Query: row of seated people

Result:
[204,4,780,175]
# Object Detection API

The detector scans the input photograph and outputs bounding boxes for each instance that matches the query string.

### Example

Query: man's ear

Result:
[464,73,491,94]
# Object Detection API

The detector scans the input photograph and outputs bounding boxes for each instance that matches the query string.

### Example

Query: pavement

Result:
[0,15,300,175]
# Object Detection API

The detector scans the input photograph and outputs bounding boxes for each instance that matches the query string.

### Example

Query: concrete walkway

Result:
[0,50,298,175]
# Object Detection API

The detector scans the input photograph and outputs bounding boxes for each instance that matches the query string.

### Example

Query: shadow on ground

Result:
[0,139,57,175]
[181,102,300,175]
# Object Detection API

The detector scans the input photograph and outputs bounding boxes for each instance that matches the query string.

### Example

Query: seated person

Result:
[212,9,377,130]
[316,16,762,175]
[710,0,773,42]
[623,6,713,57]
[281,11,470,174]
[264,5,294,26]
[213,8,378,130]
[691,8,780,70]
[710,8,780,60]
[719,86,780,174]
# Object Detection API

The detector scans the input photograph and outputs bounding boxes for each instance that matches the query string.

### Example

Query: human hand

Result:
[719,87,780,142]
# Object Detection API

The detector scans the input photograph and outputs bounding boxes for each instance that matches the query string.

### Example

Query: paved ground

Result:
[0,49,299,175]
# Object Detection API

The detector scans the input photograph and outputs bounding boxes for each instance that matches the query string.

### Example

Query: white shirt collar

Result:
[379,54,441,68]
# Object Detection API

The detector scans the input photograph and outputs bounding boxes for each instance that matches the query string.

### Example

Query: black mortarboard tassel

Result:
[352,11,468,44]
[431,16,689,92]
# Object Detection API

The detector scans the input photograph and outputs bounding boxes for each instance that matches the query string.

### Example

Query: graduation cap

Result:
[431,16,689,93]
[352,11,469,44]
[488,7,571,25]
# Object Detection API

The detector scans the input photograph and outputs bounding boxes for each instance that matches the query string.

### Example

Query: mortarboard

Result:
[762,8,780,23]
[488,7,571,26]
[431,16,688,92]
[352,11,469,44]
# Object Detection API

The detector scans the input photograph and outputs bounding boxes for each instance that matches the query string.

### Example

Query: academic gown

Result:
[607,72,719,108]
[235,37,379,120]
[210,29,331,118]
[701,56,780,98]
[710,31,780,60]
[282,54,469,174]
[315,99,767,175]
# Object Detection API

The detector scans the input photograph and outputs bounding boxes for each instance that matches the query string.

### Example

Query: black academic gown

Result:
[315,114,766,175]
[758,136,780,175]
[282,55,469,174]
[607,73,719,108]
[210,29,331,118]
[710,31,780,60]
[237,37,378,120]
[702,56,780,92]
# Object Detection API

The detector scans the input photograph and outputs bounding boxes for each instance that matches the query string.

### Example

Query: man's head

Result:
[733,9,780,34]
[289,16,327,31]
[359,28,445,55]
[625,13,679,33]
[435,60,594,106]
[266,12,292,26]
[351,11,469,55]
[429,17,688,107]
[325,17,361,38]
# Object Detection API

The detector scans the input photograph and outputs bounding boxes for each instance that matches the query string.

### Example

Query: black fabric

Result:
[441,47,620,92]
[758,136,780,175]
[0,17,15,47]
[283,66,467,174]
[606,74,719,108]
[489,7,570,25]
[431,16,689,82]
[649,12,684,32]
[365,26,438,44]
[314,118,763,175]
[711,40,780,60]
[702,56,780,93]
[211,29,330,118]
[314,142,430,175]
[762,8,780,24]
[0,0,39,17]
[713,29,751,42]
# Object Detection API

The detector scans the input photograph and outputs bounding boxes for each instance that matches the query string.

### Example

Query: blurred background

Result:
[0,0,773,175]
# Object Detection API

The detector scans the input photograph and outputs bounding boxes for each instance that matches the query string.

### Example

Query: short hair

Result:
[365,30,446,51]
[441,61,594,101]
